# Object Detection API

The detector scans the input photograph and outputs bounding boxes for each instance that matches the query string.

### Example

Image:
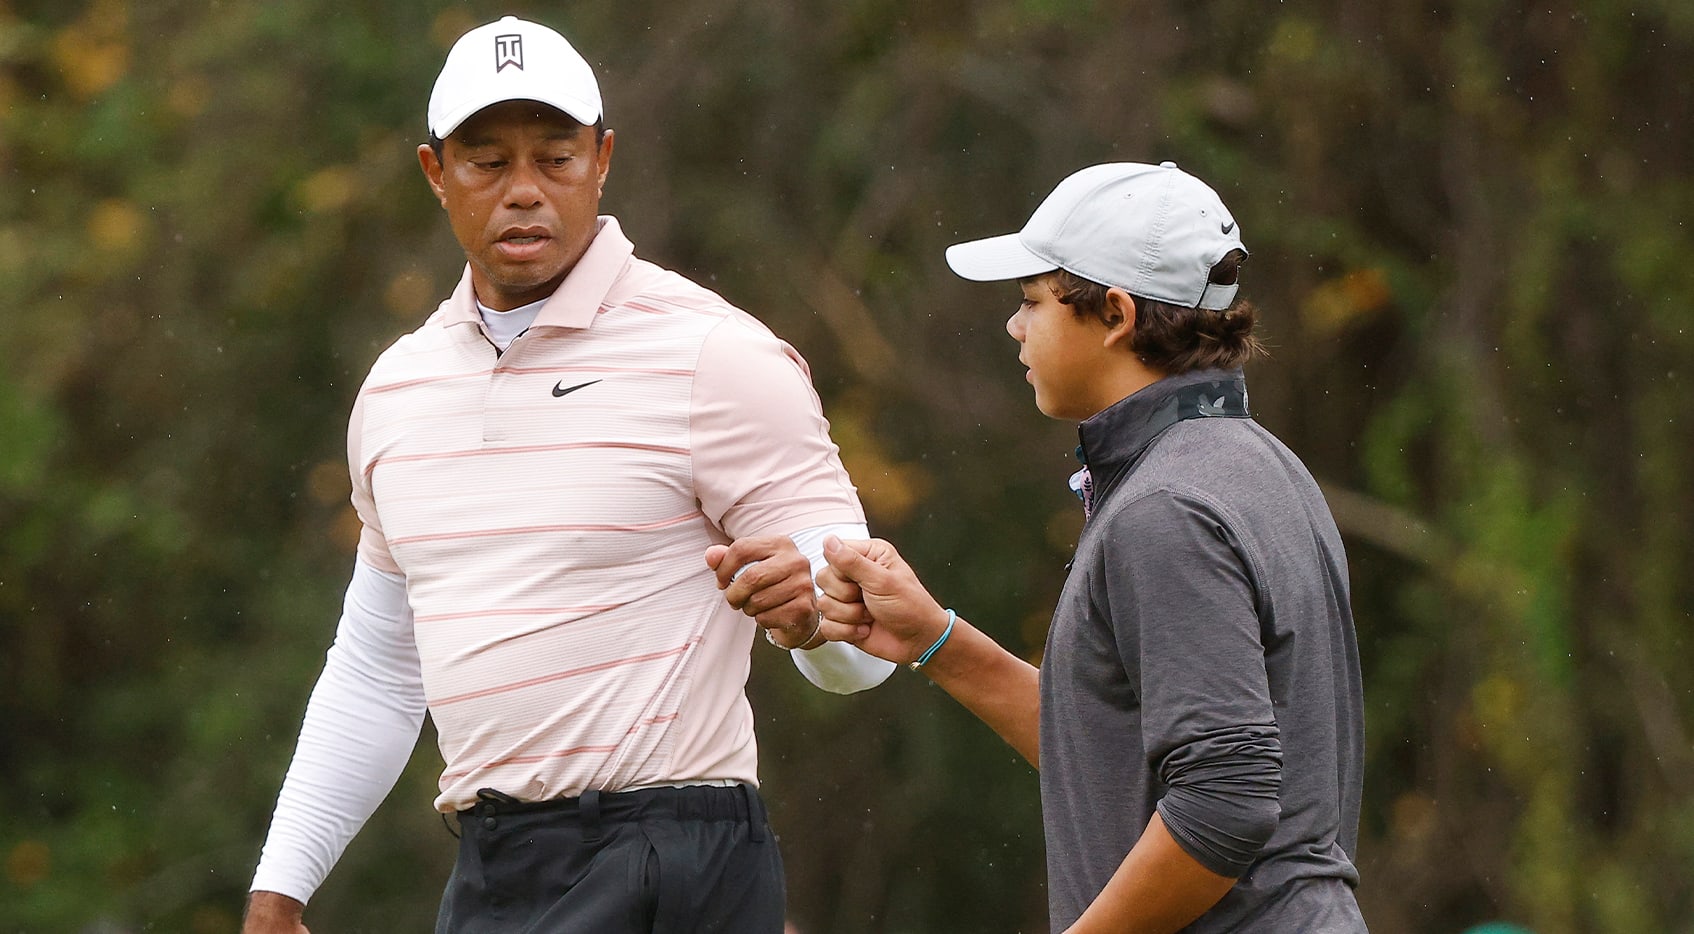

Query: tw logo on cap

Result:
[495,34,523,72]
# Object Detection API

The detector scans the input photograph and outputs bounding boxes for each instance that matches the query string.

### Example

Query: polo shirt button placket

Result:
[483,363,510,444]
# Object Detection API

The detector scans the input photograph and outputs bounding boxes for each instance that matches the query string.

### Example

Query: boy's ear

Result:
[1101,288,1137,349]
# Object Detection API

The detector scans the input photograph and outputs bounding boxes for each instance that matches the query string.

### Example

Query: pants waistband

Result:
[457,783,767,842]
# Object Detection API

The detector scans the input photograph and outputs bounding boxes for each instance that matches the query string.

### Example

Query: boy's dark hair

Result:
[1047,249,1263,373]
[428,117,608,160]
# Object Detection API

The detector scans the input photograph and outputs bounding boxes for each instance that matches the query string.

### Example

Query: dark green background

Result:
[3,1,1691,931]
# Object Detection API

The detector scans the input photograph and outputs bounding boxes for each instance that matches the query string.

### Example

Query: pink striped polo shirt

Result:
[348,217,864,812]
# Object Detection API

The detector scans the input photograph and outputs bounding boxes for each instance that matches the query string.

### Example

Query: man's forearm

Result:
[251,560,426,903]
[243,890,307,933]
[1064,813,1236,934]
[915,616,1041,766]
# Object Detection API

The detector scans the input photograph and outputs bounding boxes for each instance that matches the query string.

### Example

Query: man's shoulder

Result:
[604,259,796,368]
[355,307,467,394]
[613,256,744,319]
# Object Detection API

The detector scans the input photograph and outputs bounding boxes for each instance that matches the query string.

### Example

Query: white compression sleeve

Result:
[787,523,897,694]
[249,559,427,904]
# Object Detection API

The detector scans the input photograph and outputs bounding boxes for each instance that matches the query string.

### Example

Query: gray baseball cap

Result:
[945,161,1246,310]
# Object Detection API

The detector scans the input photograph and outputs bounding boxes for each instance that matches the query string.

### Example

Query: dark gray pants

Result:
[437,784,785,934]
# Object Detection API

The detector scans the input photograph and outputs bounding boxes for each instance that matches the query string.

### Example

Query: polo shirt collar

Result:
[440,215,635,331]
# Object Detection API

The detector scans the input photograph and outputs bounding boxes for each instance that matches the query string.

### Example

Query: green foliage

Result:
[3,0,1692,932]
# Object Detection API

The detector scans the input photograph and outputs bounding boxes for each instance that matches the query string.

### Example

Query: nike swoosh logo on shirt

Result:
[552,379,603,398]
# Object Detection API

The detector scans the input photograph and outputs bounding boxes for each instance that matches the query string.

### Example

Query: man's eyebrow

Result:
[453,124,586,149]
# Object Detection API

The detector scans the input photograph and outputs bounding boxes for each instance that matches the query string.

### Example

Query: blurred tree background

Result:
[2,0,1691,931]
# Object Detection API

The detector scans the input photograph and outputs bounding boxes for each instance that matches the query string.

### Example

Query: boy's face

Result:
[1006,275,1118,421]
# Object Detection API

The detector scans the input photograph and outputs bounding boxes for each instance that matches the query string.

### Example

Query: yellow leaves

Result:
[1390,791,1438,844]
[87,197,146,256]
[1300,267,1391,337]
[846,448,930,527]
[829,402,931,527]
[1020,610,1051,666]
[167,75,211,119]
[4,838,49,887]
[49,0,130,99]
[1470,672,1522,728]
[306,460,362,553]
[189,906,239,934]
[0,74,18,124]
[1267,17,1322,66]
[385,267,436,319]
[306,460,348,506]
[1466,668,1575,799]
[1045,505,1082,554]
[331,506,363,554]
[297,140,411,217]
[0,226,25,279]
[293,166,358,214]
[52,34,127,99]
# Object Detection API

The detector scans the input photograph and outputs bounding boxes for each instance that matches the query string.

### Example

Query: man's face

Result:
[1005,275,1116,421]
[418,101,614,310]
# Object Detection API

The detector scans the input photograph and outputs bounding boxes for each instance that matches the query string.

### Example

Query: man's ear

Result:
[595,128,615,197]
[1101,288,1138,349]
[417,143,448,208]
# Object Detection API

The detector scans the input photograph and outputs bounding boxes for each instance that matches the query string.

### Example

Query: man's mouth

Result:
[495,228,551,258]
[498,225,551,242]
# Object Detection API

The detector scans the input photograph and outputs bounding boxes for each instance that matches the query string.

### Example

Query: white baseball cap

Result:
[427,16,603,140]
[945,162,1246,310]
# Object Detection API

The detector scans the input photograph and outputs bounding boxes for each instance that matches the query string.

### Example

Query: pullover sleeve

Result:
[1103,490,1282,879]
[249,559,427,903]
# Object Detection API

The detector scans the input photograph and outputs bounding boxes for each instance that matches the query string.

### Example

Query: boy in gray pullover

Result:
[816,162,1368,933]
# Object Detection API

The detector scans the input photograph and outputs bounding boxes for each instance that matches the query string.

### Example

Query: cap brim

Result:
[944,234,1058,282]
[432,94,601,140]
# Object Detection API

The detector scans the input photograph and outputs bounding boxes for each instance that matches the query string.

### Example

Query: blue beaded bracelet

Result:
[908,608,957,671]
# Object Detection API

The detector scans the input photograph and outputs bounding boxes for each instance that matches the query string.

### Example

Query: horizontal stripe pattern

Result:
[348,222,861,811]
[387,509,705,547]
[430,639,699,708]
[350,255,740,808]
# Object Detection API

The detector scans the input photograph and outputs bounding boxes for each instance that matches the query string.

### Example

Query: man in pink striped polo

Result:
[242,17,892,934]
